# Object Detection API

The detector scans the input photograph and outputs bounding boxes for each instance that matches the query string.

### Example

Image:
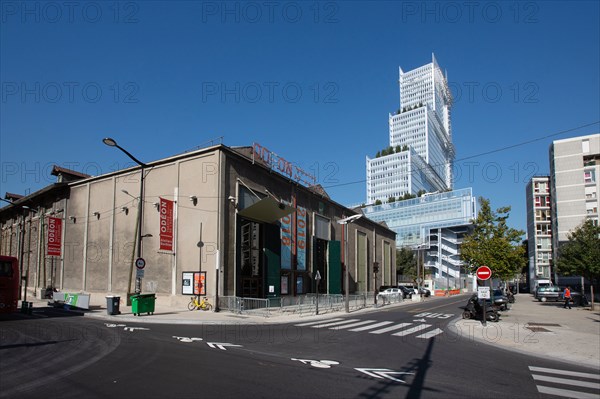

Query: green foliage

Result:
[388,196,396,203]
[460,197,526,280]
[402,144,409,151]
[395,145,401,153]
[396,247,417,277]
[555,220,600,282]
[417,189,426,197]
[375,151,381,158]
[374,199,382,206]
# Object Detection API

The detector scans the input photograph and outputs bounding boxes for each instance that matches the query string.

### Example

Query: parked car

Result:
[397,286,414,299]
[377,288,404,301]
[535,286,562,302]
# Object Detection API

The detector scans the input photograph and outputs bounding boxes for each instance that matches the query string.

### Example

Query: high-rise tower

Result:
[366,54,455,204]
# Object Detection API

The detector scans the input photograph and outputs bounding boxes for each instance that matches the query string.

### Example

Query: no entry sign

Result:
[476,266,492,280]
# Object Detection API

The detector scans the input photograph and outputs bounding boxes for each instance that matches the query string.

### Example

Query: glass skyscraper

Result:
[366,54,455,204]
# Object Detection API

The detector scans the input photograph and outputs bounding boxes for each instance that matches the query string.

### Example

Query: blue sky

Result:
[1,1,599,235]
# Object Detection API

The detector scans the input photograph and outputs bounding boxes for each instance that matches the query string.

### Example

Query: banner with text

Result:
[159,197,174,251]
[47,216,62,257]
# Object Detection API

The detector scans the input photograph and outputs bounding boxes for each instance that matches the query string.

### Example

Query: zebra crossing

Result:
[529,366,600,398]
[294,318,444,339]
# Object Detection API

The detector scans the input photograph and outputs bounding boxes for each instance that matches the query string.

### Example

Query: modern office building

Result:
[361,188,476,290]
[0,142,396,307]
[549,134,600,262]
[362,56,473,291]
[366,54,455,204]
[525,176,553,288]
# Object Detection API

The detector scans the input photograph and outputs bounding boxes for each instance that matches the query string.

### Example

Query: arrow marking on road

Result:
[124,327,149,332]
[104,323,126,328]
[206,342,242,351]
[173,336,204,343]
[291,358,340,368]
[355,368,414,383]
[413,318,427,322]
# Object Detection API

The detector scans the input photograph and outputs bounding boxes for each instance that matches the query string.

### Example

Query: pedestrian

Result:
[563,286,572,309]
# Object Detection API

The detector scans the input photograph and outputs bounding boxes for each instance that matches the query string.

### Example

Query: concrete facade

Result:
[525,176,553,289]
[549,134,600,264]
[1,144,396,306]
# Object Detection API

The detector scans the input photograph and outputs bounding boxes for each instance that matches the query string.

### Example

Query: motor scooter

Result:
[462,294,500,322]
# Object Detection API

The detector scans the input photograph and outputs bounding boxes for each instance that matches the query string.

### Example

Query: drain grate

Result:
[527,323,562,327]
[526,326,552,332]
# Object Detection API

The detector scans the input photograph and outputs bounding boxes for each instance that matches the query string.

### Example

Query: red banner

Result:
[47,217,62,257]
[159,197,174,251]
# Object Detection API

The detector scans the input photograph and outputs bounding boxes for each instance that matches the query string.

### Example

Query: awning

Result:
[237,197,296,224]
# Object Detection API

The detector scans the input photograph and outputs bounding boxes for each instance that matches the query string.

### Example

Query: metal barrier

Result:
[217,293,375,317]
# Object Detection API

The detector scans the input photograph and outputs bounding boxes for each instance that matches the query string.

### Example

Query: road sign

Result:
[135,257,146,270]
[136,269,145,279]
[478,286,491,299]
[476,266,492,280]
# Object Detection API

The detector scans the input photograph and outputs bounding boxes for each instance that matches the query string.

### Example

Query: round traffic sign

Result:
[135,258,146,270]
[476,266,492,280]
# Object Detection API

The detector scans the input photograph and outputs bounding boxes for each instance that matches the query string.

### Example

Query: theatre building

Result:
[0,143,396,307]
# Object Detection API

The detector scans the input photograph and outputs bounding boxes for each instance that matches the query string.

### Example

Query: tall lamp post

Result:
[103,138,148,299]
[337,214,362,313]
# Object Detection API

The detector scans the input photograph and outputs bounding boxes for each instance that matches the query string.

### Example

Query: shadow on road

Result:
[0,306,84,322]
[357,338,437,399]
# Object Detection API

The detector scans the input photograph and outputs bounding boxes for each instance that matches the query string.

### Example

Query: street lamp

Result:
[337,214,362,313]
[103,137,148,298]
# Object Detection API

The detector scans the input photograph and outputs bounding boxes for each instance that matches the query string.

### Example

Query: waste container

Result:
[131,293,156,316]
[106,296,121,315]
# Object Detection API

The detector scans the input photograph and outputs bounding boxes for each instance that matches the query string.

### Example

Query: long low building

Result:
[0,143,396,308]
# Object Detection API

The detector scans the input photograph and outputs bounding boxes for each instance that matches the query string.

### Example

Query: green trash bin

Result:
[131,293,156,316]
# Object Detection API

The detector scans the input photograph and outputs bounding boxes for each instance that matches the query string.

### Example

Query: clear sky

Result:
[1,1,599,235]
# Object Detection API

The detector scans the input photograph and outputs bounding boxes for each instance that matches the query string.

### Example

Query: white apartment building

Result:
[366,54,455,204]
[550,134,600,262]
[525,176,553,287]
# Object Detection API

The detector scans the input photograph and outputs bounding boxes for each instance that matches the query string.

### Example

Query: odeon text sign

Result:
[252,142,316,187]
[47,216,62,257]
[159,197,174,251]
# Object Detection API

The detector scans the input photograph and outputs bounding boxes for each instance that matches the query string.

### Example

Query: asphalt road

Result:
[1,296,597,398]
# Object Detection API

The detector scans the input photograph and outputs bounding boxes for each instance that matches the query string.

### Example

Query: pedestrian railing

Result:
[218,293,378,317]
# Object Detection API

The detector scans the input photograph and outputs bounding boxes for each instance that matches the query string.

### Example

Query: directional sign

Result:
[206,342,242,351]
[476,266,492,280]
[355,368,414,383]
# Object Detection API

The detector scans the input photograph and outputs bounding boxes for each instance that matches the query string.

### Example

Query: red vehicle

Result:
[0,256,19,313]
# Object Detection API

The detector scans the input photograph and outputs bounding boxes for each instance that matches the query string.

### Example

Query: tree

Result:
[375,151,381,158]
[388,196,396,203]
[395,145,401,153]
[555,220,600,282]
[460,197,526,280]
[397,247,417,279]
[374,199,382,206]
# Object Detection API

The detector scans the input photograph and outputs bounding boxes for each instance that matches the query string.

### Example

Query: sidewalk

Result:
[451,294,600,369]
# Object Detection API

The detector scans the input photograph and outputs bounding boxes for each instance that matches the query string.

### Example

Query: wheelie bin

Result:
[131,293,156,316]
[106,295,121,315]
